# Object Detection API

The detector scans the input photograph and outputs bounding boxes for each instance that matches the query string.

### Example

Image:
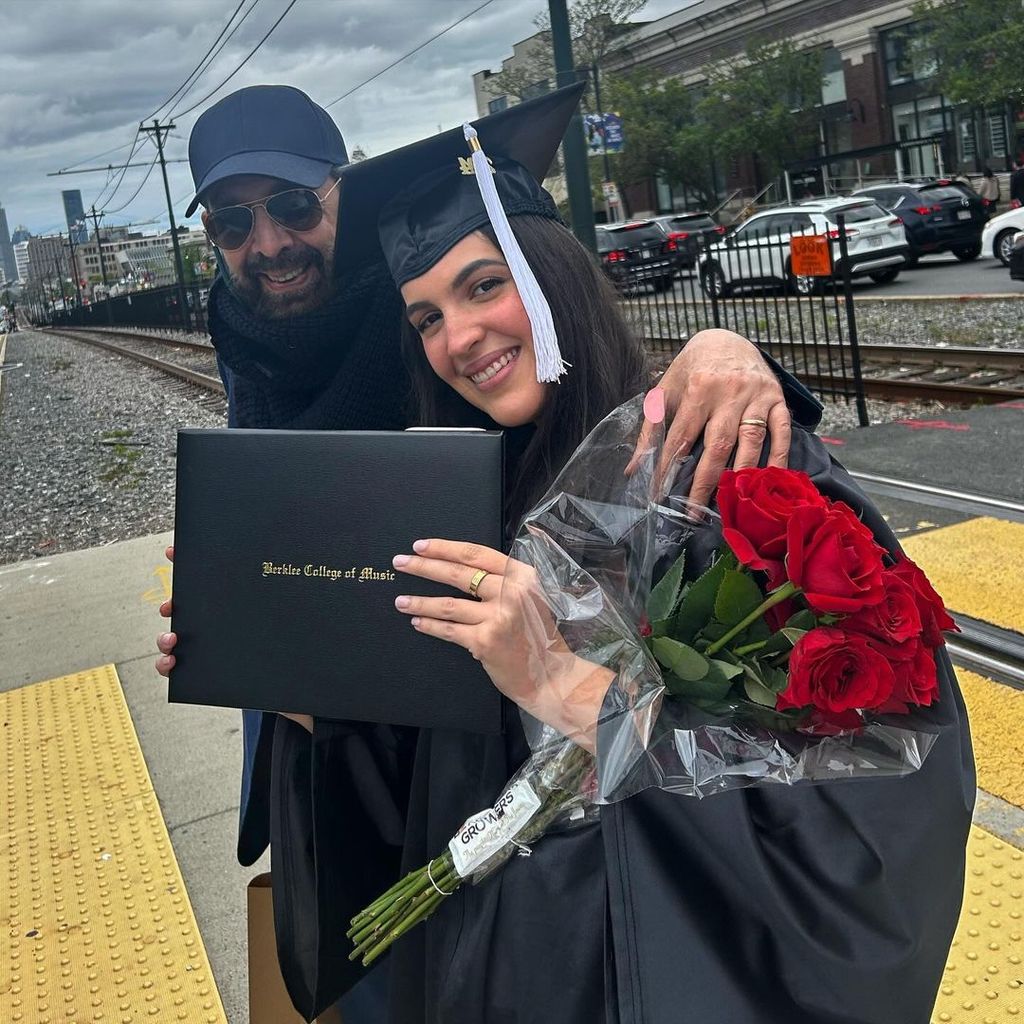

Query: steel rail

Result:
[849,471,1024,524]
[946,614,1024,690]
[43,328,224,394]
[799,372,1024,403]
[49,325,213,354]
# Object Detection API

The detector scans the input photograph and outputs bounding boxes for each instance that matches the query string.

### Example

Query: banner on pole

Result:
[584,113,624,156]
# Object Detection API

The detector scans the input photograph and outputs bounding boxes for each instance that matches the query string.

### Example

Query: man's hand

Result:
[634,329,791,508]
[156,545,176,676]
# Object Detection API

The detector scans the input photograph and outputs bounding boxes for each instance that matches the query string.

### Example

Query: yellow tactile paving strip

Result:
[902,518,1024,635]
[0,665,227,1024]
[932,826,1024,1023]
[957,668,1024,811]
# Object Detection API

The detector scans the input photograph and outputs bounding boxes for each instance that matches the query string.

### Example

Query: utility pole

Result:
[548,0,595,251]
[52,247,69,313]
[590,62,612,185]
[89,205,113,324]
[64,231,84,314]
[141,119,191,331]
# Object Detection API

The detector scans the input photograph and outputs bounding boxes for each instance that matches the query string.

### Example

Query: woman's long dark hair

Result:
[399,215,649,532]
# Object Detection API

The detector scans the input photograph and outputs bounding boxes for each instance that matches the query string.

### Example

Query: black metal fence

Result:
[47,282,208,334]
[617,214,869,423]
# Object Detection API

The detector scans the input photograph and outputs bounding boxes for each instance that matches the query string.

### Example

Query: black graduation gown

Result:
[271,424,974,1024]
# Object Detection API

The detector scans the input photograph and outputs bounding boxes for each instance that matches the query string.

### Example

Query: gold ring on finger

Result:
[740,418,768,428]
[468,569,489,600]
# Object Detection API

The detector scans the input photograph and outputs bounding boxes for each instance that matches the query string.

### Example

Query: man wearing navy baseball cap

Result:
[158,82,823,1022]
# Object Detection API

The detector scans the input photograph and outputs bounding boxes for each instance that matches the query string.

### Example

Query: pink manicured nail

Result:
[392,554,411,567]
[395,595,411,610]
[643,387,665,425]
[410,617,421,627]
[412,539,429,553]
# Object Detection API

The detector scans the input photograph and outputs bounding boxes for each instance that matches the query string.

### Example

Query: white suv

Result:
[698,198,909,297]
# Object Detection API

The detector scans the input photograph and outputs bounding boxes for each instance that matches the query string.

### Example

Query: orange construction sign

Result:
[789,235,832,277]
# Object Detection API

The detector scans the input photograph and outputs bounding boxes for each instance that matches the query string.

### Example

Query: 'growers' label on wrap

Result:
[448,780,542,877]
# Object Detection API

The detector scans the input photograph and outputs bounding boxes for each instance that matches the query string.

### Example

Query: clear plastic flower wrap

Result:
[349,395,954,964]
[504,394,945,812]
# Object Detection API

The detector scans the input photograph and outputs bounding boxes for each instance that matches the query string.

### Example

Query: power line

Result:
[172,0,300,119]
[101,154,161,216]
[89,129,145,210]
[154,0,260,119]
[323,0,497,109]
[55,137,139,175]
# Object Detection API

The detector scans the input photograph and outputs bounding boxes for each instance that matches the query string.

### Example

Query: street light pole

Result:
[548,0,595,251]
[590,62,612,185]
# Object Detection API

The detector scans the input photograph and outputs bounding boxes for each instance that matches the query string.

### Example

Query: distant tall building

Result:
[0,205,16,286]
[62,190,89,245]
[13,241,30,283]
[11,225,31,245]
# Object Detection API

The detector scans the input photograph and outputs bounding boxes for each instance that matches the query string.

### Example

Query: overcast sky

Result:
[0,0,684,238]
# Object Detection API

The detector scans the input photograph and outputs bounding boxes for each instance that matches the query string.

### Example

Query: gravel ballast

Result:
[0,312,1009,565]
[0,329,223,565]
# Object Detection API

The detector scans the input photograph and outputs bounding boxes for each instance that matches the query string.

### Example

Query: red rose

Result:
[889,555,958,647]
[718,468,827,577]
[778,627,896,713]
[785,503,887,613]
[842,570,922,645]
[878,636,940,709]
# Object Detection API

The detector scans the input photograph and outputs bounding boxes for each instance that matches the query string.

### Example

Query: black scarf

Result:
[208,261,409,431]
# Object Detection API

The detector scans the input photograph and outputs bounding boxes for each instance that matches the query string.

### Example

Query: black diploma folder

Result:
[169,429,504,733]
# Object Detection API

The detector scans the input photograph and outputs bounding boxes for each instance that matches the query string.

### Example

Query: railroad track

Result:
[41,326,225,410]
[646,338,1024,403]
[47,324,213,354]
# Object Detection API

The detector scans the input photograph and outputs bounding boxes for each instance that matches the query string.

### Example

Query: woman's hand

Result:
[631,329,791,505]
[392,539,613,750]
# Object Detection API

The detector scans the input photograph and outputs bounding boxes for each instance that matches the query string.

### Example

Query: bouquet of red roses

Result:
[348,398,956,966]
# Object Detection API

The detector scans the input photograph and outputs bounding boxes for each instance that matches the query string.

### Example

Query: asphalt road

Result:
[859,251,1020,297]
[671,252,1020,299]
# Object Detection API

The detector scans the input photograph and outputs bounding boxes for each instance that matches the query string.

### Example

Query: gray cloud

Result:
[0,0,680,237]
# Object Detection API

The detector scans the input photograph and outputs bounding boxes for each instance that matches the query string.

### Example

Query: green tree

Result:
[485,0,648,107]
[913,0,1024,107]
[179,242,214,285]
[603,70,719,206]
[698,38,826,185]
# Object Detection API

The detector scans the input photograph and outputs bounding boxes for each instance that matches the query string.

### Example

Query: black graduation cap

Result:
[336,82,586,382]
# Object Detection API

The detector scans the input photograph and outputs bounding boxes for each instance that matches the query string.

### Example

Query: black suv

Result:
[653,212,727,269]
[851,180,986,264]
[595,221,676,292]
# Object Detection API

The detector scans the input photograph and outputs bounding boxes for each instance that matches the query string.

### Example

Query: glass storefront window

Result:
[883,24,937,86]
[821,47,846,105]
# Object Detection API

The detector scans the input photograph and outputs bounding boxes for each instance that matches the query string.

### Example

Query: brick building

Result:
[602,0,1021,214]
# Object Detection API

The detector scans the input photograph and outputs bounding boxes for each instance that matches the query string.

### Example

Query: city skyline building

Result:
[0,205,17,286]
[62,190,89,245]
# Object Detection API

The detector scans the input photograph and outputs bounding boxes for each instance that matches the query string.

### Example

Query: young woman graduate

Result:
[268,87,975,1024]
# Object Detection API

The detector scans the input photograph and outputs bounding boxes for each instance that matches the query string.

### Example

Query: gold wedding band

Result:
[740,418,768,428]
[468,569,489,599]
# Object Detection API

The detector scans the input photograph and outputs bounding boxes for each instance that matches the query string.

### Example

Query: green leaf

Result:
[714,569,765,628]
[785,608,817,632]
[760,626,808,657]
[763,664,790,694]
[664,670,734,702]
[673,552,731,642]
[651,637,708,681]
[647,550,686,622]
[649,617,671,639]
[709,658,744,681]
[744,675,778,707]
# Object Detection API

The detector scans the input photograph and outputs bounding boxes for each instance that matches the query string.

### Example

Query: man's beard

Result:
[227,242,335,318]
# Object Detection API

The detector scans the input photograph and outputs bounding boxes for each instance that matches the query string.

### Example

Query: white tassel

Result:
[463,122,567,383]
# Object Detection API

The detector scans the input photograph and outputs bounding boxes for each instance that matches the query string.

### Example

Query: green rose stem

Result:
[704,581,800,656]
[349,743,594,966]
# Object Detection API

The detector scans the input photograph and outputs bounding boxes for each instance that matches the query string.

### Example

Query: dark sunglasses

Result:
[205,178,341,250]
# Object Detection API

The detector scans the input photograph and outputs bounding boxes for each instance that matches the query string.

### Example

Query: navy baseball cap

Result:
[185,85,347,216]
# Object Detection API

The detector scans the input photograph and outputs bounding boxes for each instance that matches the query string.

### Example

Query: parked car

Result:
[1009,232,1024,282]
[697,197,908,297]
[981,206,1024,265]
[595,220,676,293]
[652,212,727,269]
[850,180,986,264]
